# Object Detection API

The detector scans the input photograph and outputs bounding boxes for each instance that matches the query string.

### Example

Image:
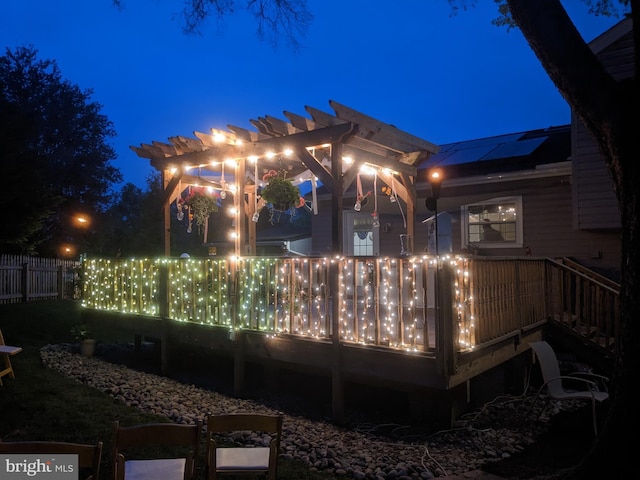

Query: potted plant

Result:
[181,189,219,230]
[259,170,303,212]
[71,323,96,357]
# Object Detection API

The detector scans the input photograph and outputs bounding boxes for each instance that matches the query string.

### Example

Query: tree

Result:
[117,1,638,477]
[502,4,638,478]
[0,46,121,256]
[113,0,313,50]
[97,173,165,258]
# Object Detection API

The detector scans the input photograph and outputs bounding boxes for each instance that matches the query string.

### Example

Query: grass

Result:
[0,300,336,480]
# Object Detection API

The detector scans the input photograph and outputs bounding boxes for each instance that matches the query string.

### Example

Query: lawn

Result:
[0,300,336,480]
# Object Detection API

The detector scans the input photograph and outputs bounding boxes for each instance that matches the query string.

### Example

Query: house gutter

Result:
[433,160,572,188]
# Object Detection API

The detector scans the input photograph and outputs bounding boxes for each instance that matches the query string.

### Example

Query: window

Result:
[461,196,523,248]
[343,211,379,256]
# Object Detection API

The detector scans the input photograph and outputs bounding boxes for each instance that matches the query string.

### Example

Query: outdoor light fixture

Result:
[428,169,443,200]
[426,168,444,255]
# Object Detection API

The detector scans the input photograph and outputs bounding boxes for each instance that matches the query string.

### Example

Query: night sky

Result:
[1,1,624,188]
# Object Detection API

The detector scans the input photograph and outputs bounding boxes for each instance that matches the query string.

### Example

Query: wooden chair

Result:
[528,340,609,435]
[206,413,283,480]
[111,420,202,480]
[0,440,103,480]
[0,329,22,386]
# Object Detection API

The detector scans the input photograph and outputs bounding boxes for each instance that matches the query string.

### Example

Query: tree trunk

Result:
[507,0,640,478]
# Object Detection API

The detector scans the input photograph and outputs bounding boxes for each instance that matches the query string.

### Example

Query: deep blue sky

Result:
[1,1,624,188]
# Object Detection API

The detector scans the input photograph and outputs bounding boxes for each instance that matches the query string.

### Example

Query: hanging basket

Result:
[183,190,219,226]
[260,170,302,212]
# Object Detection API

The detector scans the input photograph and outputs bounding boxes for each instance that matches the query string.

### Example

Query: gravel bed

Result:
[40,344,580,480]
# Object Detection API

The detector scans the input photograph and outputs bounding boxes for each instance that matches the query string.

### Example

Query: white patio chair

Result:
[528,340,609,435]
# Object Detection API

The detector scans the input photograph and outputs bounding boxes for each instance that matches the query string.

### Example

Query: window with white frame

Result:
[461,196,523,248]
[343,211,379,256]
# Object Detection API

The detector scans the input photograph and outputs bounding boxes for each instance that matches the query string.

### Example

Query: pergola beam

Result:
[131,101,438,258]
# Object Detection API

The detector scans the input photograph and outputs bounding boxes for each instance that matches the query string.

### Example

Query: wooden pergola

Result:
[130,100,440,256]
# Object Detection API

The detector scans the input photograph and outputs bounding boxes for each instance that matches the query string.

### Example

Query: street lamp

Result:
[426,169,443,255]
[73,214,91,260]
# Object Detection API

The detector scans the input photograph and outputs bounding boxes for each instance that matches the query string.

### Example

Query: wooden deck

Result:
[81,255,619,426]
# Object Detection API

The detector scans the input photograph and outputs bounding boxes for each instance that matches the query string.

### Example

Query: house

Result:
[309,122,620,278]
[309,19,631,277]
[107,19,627,425]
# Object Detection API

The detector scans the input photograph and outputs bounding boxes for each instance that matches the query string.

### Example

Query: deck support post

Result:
[234,330,246,396]
[329,261,345,425]
[158,263,169,375]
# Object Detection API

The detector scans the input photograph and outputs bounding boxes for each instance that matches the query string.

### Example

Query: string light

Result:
[81,256,475,352]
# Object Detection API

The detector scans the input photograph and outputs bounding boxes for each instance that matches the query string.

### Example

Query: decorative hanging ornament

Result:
[372,174,379,227]
[354,173,370,211]
[176,200,185,221]
[371,211,380,228]
[219,163,227,199]
[354,173,363,211]
[311,177,318,214]
[390,176,397,203]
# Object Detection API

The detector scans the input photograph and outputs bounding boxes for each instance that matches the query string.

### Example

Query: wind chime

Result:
[382,175,406,228]
[219,162,227,199]
[354,172,370,212]
[176,185,195,234]
[252,158,265,222]
[371,174,379,228]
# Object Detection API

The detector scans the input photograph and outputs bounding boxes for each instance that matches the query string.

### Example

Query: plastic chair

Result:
[528,340,609,435]
[111,420,202,480]
[0,440,103,480]
[206,413,283,480]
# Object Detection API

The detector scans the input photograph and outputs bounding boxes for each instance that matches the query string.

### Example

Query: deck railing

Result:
[544,258,620,353]
[467,258,550,346]
[83,256,575,353]
[83,256,473,351]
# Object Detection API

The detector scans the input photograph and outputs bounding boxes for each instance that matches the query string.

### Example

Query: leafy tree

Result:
[116,1,638,477]
[113,0,312,50]
[0,46,121,255]
[97,173,165,258]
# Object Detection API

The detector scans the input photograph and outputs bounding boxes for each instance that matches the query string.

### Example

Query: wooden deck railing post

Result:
[435,260,456,376]
[514,260,522,342]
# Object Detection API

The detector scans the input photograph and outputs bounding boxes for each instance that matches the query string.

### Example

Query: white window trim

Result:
[461,196,523,249]
[343,211,380,256]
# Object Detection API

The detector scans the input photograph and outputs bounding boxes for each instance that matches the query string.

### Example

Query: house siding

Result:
[312,172,619,273]
[572,21,632,230]
[421,176,619,271]
[310,211,333,256]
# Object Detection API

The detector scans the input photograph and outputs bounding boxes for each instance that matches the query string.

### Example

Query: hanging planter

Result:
[182,189,219,228]
[260,170,303,213]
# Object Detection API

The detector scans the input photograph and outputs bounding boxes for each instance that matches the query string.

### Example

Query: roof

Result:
[131,100,440,191]
[589,16,632,54]
[419,125,571,174]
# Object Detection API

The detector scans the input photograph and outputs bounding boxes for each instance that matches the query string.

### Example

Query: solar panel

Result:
[435,144,496,166]
[482,137,546,160]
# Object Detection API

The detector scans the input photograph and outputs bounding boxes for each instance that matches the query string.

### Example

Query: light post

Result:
[73,214,91,260]
[426,169,443,255]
